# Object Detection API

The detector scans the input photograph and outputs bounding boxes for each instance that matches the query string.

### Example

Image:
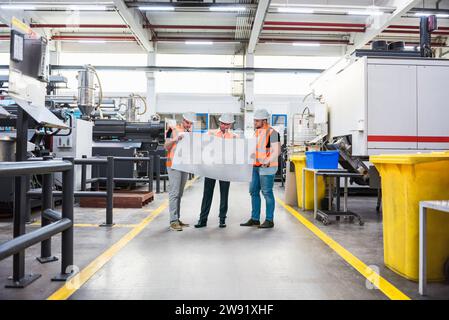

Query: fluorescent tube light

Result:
[68,5,107,11]
[139,6,175,11]
[0,4,36,10]
[347,10,384,16]
[209,6,246,12]
[414,12,449,18]
[277,7,314,14]
[415,12,432,17]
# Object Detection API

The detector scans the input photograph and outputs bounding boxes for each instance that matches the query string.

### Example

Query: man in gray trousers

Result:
[164,112,196,231]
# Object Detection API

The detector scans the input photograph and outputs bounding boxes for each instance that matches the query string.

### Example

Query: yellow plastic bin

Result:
[290,154,326,210]
[371,152,449,281]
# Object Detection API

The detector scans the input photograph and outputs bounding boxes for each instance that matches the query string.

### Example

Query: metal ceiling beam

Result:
[346,0,421,54]
[47,64,324,74]
[126,2,258,9]
[112,0,153,52]
[248,0,271,54]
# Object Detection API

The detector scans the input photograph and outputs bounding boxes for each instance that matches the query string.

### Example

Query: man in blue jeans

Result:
[241,109,280,229]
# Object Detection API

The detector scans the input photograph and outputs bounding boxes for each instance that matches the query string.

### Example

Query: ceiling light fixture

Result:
[67,5,107,11]
[277,7,314,14]
[0,4,36,10]
[138,6,175,11]
[209,6,246,12]
[415,12,449,18]
[347,10,384,16]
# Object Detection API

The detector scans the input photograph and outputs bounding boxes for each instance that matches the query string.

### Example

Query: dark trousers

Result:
[199,177,230,223]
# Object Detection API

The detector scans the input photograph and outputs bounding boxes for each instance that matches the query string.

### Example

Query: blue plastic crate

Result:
[305,151,339,169]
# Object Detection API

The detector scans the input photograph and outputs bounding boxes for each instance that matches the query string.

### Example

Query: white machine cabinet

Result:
[314,57,449,156]
[53,118,93,190]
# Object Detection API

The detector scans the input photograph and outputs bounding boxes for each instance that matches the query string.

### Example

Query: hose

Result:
[86,65,104,118]
[302,92,314,103]
[301,107,311,116]
[131,93,148,116]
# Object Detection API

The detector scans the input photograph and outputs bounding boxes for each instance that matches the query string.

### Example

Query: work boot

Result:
[219,220,226,228]
[179,220,190,227]
[258,220,274,229]
[240,219,260,227]
[194,221,207,228]
[169,221,183,231]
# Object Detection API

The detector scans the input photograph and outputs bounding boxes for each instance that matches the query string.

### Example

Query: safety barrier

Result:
[0,158,75,288]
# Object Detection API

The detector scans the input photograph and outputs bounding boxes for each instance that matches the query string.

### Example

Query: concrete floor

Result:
[0,178,448,300]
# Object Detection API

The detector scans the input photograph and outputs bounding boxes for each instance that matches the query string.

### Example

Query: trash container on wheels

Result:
[290,154,326,210]
[371,152,449,281]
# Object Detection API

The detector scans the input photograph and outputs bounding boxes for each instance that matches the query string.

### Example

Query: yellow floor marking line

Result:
[30,221,138,228]
[47,177,198,300]
[276,197,410,301]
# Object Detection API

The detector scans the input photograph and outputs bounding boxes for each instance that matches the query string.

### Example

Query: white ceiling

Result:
[0,0,448,56]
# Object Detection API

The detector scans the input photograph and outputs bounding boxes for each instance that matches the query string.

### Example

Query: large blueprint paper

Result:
[171,132,256,182]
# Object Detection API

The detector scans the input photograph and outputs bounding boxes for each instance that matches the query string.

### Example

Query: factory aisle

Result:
[64,178,387,300]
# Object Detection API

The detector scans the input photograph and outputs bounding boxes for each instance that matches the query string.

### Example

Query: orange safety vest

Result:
[254,124,278,168]
[166,124,186,168]
[210,129,237,139]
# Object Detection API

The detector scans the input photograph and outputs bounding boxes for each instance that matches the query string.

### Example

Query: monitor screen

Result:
[9,29,47,81]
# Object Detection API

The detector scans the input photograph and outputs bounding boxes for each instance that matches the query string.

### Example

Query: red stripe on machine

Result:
[368,135,449,143]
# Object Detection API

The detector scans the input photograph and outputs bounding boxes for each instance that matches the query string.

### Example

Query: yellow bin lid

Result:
[370,151,449,165]
[289,154,306,162]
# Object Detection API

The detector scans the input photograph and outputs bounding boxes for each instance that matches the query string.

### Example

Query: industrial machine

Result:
[92,117,166,186]
[0,18,67,217]
[355,15,438,58]
[313,55,449,156]
[309,15,444,204]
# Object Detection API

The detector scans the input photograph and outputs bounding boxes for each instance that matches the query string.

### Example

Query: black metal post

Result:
[37,156,58,264]
[81,155,87,191]
[148,155,153,193]
[25,175,34,224]
[101,156,114,227]
[92,163,99,191]
[52,157,75,281]
[6,109,41,288]
[155,155,160,194]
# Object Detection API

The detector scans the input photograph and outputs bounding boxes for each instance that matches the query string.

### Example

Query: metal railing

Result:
[0,158,75,288]
[28,154,166,226]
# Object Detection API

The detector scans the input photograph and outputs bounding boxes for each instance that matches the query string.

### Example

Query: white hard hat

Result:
[253,109,270,120]
[182,112,196,123]
[218,113,235,124]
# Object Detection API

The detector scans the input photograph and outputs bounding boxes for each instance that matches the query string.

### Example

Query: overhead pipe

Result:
[4,21,449,35]
[31,24,129,29]
[2,34,444,46]
[50,35,351,45]
[156,36,237,42]
[259,38,350,45]
[264,26,365,33]
[383,29,449,35]
[264,21,366,28]
[144,24,235,30]
[51,35,137,41]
